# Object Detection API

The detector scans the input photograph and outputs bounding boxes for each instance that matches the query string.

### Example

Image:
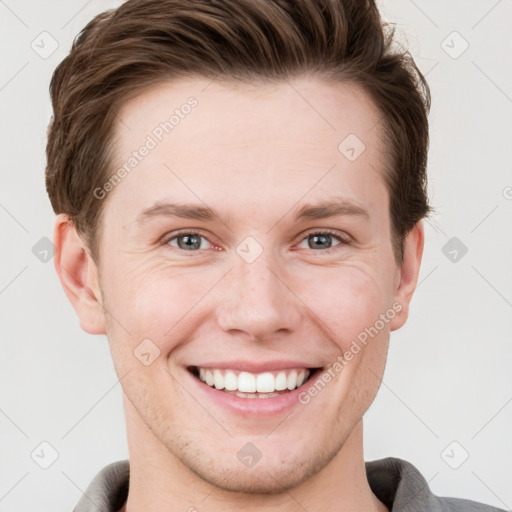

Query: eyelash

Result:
[161,229,351,255]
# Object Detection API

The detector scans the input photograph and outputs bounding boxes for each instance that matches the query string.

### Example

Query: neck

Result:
[121,396,387,512]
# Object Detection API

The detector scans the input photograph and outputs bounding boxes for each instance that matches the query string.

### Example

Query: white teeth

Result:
[275,371,287,391]
[196,367,311,395]
[224,371,238,391]
[238,372,257,393]
[286,370,297,390]
[213,369,224,390]
[256,372,275,393]
[236,392,256,398]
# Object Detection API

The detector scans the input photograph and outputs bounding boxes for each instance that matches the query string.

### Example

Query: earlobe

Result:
[53,214,106,335]
[389,220,425,331]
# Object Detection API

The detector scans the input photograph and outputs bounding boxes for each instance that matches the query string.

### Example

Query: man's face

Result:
[90,77,413,492]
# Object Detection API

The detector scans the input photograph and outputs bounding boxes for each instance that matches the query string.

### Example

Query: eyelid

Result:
[297,228,351,245]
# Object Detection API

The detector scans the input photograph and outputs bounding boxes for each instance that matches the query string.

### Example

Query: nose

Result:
[215,248,302,342]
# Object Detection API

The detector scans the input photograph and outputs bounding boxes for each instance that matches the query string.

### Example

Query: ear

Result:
[53,214,106,335]
[389,220,425,331]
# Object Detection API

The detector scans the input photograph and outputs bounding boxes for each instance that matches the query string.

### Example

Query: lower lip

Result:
[184,368,323,417]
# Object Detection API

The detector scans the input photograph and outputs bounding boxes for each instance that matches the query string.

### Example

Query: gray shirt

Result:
[73,457,506,511]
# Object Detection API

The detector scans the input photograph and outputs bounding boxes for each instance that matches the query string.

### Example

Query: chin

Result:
[181,442,337,495]
[192,464,310,494]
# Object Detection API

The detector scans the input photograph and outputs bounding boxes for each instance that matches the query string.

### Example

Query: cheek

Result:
[296,265,391,353]
[104,263,217,351]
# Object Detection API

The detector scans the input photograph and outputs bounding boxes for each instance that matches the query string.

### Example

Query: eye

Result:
[164,230,212,251]
[296,230,349,253]
[161,229,350,255]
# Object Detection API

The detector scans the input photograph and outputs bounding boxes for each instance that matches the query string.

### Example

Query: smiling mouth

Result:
[187,365,322,399]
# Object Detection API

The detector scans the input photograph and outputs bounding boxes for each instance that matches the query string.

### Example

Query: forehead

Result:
[115,76,382,155]
[107,76,387,225]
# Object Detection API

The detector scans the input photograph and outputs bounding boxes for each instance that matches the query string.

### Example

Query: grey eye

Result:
[297,232,342,251]
[168,233,208,251]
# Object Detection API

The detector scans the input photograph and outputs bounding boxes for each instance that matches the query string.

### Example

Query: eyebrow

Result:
[136,201,227,225]
[136,196,370,226]
[292,198,370,222]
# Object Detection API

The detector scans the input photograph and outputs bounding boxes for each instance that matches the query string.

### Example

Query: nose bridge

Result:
[216,244,301,340]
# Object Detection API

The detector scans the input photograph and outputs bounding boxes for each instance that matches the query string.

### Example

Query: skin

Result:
[54,76,424,512]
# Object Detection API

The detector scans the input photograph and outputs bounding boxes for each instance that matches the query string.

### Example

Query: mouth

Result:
[187,365,323,399]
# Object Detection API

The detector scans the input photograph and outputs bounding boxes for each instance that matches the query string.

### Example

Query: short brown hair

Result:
[45,0,431,264]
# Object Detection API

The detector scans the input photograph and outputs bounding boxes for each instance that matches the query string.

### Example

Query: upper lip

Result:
[187,360,322,373]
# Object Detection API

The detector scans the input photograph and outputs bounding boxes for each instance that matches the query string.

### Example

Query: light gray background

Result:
[1,0,511,510]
